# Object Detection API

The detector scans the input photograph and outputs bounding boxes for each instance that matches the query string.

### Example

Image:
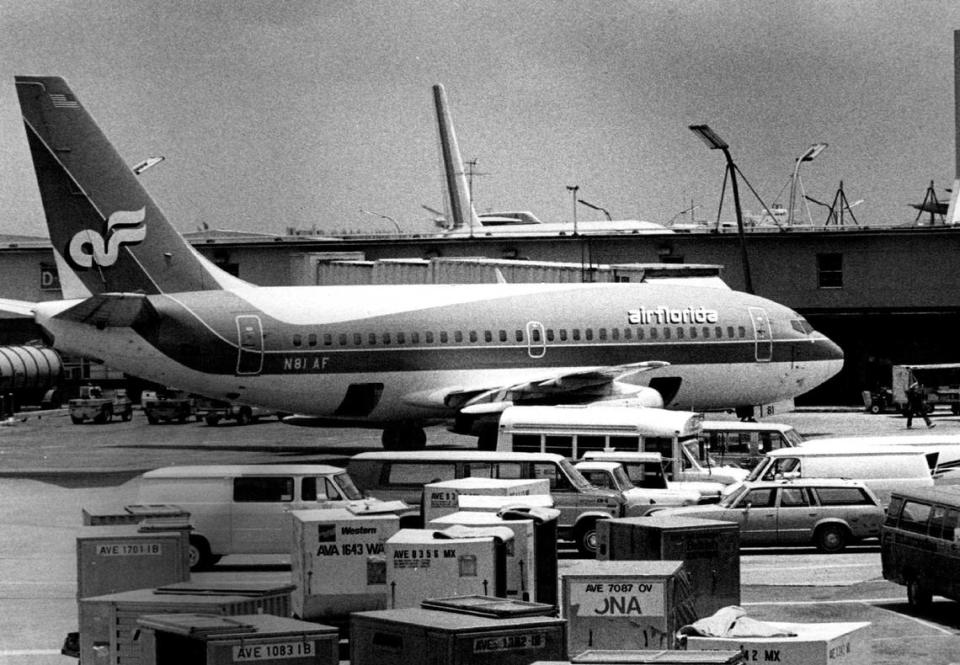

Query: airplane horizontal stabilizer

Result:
[54,293,157,328]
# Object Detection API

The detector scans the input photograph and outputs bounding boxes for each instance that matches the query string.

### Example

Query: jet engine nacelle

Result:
[588,386,664,409]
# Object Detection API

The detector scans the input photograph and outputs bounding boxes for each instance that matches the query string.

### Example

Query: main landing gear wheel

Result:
[381,425,427,450]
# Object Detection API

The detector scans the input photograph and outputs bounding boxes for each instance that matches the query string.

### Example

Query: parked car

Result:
[649,478,884,553]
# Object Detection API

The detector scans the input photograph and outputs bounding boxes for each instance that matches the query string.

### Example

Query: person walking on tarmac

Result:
[906,381,935,429]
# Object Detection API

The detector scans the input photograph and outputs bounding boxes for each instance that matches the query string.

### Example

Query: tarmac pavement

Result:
[0,408,958,663]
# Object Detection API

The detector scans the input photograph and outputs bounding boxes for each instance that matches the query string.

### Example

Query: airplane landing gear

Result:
[381,424,427,450]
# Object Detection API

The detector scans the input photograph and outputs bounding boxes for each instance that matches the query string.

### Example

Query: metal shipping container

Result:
[351,606,566,665]
[79,582,294,665]
[530,648,745,663]
[289,506,402,620]
[423,477,550,524]
[560,560,697,654]
[597,516,740,619]
[81,505,190,526]
[136,613,338,665]
[76,523,191,601]
[386,527,513,609]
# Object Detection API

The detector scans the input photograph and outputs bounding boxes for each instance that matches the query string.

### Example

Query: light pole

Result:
[566,185,579,235]
[358,207,401,234]
[689,124,754,294]
[787,143,828,226]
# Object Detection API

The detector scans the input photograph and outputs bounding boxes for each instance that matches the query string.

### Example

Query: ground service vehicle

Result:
[891,364,960,415]
[737,445,935,505]
[699,420,804,469]
[651,478,883,553]
[573,460,700,510]
[68,385,132,424]
[142,389,195,424]
[579,450,724,502]
[496,405,748,486]
[800,434,960,475]
[194,397,274,426]
[881,487,960,608]
[137,464,374,569]
[347,450,647,555]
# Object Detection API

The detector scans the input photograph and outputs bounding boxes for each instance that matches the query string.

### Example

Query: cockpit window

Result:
[790,319,815,335]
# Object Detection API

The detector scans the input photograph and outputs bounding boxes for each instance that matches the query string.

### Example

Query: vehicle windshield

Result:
[783,429,805,447]
[611,465,636,490]
[334,472,364,500]
[682,439,721,468]
[719,484,750,507]
[561,458,594,490]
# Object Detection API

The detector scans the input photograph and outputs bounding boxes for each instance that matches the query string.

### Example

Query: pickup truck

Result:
[142,389,194,424]
[68,386,133,424]
[194,397,273,426]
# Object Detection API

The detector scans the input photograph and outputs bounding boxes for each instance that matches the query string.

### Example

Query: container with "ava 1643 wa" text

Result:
[289,503,406,620]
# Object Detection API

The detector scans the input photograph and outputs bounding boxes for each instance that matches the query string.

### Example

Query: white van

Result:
[137,464,375,569]
[800,434,960,475]
[496,405,748,486]
[700,420,804,470]
[733,446,935,505]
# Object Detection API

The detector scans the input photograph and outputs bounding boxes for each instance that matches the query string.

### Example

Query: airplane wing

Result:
[403,361,669,415]
[0,298,38,318]
[53,293,158,327]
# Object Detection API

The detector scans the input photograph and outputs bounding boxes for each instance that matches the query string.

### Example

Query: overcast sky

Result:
[2,1,959,237]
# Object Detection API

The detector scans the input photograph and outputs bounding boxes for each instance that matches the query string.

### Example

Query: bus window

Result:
[511,434,541,453]
[577,435,606,454]
[609,435,641,450]
[544,435,573,456]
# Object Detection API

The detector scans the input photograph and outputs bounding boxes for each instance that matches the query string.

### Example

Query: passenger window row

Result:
[289,325,750,347]
[886,496,960,540]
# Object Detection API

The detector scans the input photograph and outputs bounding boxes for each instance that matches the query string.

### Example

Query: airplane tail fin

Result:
[433,84,481,233]
[15,76,245,298]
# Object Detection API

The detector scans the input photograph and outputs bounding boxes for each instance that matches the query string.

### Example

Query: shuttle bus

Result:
[495,405,748,487]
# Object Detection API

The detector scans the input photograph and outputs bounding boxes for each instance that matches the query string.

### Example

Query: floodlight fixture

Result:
[689,125,729,151]
[798,142,828,162]
[578,198,612,221]
[132,155,165,175]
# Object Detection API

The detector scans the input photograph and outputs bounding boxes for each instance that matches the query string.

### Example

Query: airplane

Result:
[5,76,843,450]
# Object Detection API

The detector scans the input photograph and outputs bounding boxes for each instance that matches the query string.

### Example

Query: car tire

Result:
[204,415,221,426]
[869,403,882,414]
[814,523,848,553]
[187,535,216,571]
[907,577,932,609]
[574,520,601,557]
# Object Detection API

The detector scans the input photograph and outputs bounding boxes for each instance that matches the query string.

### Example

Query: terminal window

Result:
[817,253,843,288]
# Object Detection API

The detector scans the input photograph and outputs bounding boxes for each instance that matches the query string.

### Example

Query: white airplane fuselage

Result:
[36,281,843,424]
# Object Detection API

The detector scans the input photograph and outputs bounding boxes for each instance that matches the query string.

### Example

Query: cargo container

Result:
[351,605,566,665]
[684,621,871,665]
[429,511,537,602]
[136,613,338,665]
[560,560,696,654]
[423,477,550,524]
[79,581,294,665]
[385,527,513,608]
[597,516,740,618]
[289,505,403,620]
[530,649,745,663]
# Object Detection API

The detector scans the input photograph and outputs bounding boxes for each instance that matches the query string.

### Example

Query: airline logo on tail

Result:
[68,208,146,269]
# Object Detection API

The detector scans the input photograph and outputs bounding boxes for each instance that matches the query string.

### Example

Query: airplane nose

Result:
[824,336,844,362]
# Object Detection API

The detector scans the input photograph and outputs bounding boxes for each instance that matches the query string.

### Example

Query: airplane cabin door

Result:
[526,321,546,359]
[748,307,772,362]
[236,315,264,375]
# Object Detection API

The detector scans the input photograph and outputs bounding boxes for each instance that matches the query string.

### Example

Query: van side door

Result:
[231,475,295,553]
